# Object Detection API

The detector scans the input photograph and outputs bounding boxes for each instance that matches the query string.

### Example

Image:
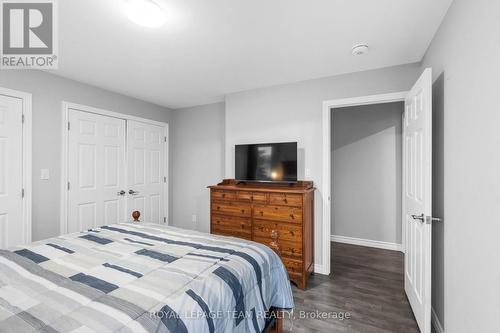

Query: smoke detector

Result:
[351,44,369,56]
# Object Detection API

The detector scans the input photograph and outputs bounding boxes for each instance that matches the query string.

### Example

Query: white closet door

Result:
[67,109,126,232]
[126,120,166,224]
[0,94,24,248]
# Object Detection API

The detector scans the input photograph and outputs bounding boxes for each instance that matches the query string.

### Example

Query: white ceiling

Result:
[55,0,453,109]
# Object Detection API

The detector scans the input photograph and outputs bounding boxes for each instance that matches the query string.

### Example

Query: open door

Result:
[403,68,433,333]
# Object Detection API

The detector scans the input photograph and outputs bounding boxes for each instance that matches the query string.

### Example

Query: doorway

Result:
[320,91,407,275]
[0,87,32,249]
[321,67,434,333]
[60,102,169,234]
[331,101,404,251]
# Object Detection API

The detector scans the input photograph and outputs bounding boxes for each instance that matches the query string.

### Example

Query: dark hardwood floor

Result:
[283,242,420,332]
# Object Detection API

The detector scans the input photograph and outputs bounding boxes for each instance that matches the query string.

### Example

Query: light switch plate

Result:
[40,169,50,180]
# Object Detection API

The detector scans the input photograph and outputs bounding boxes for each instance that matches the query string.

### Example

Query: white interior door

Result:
[67,109,126,232]
[0,94,24,248]
[126,120,166,224]
[403,68,433,333]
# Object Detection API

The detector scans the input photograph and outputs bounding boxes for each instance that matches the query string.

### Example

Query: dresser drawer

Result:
[212,214,251,230]
[253,237,303,259]
[253,220,302,243]
[269,193,303,207]
[236,191,253,202]
[211,224,251,240]
[212,201,251,217]
[236,191,268,203]
[253,205,302,223]
[211,190,236,201]
[253,220,302,258]
[251,192,268,203]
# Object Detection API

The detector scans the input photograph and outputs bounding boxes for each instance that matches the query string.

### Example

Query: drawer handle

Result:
[271,230,279,239]
[217,206,221,210]
[241,209,245,214]
[284,198,288,203]
[290,231,295,236]
[222,193,226,198]
[259,211,264,216]
[290,214,295,219]
[269,231,281,255]
[241,223,245,229]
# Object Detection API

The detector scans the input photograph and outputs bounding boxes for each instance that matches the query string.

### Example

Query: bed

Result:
[0,222,293,332]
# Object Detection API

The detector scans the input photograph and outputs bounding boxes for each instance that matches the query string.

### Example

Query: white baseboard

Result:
[331,235,402,252]
[432,307,445,333]
[314,264,329,275]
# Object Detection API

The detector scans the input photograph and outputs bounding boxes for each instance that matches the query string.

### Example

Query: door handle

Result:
[117,190,126,196]
[128,190,140,195]
[411,214,425,222]
[411,214,442,223]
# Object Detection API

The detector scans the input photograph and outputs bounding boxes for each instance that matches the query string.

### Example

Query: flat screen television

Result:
[235,142,297,183]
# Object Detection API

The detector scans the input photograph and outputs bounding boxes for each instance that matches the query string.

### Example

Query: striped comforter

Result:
[0,223,293,332]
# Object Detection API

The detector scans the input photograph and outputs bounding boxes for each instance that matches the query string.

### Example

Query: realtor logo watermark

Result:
[1,0,58,69]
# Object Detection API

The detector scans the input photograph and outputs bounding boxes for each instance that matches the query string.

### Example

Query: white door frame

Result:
[60,102,169,234]
[0,86,32,243]
[320,91,407,275]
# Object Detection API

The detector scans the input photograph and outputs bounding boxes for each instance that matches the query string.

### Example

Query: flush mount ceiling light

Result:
[351,44,369,56]
[125,0,166,28]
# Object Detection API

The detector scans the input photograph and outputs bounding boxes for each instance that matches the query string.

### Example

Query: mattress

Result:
[0,223,294,332]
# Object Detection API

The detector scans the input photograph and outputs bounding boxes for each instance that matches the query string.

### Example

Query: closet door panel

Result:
[68,110,126,232]
[126,121,165,224]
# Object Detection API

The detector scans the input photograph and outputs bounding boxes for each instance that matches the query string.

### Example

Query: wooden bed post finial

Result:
[132,211,140,222]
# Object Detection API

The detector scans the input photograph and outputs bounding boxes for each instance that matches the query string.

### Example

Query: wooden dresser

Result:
[208,179,314,289]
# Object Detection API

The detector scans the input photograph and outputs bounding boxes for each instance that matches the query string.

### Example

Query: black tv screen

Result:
[235,142,297,183]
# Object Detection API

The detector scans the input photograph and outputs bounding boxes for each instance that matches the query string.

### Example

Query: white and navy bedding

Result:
[0,223,293,332]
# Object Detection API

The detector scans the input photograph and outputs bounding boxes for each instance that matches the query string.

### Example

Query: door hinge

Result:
[163,217,167,223]
[164,136,167,142]
[67,122,71,131]
[22,114,25,124]
[164,176,167,183]
[67,181,70,190]
[21,188,25,198]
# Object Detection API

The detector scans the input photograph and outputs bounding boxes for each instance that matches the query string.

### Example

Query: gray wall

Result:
[0,70,172,241]
[170,103,225,232]
[225,63,421,268]
[419,0,500,332]
[331,102,403,244]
